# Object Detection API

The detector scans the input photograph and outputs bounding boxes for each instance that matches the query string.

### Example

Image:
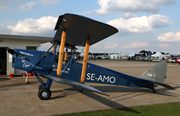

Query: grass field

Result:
[55,102,180,116]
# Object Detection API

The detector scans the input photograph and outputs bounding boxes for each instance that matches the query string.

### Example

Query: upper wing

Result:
[53,13,118,47]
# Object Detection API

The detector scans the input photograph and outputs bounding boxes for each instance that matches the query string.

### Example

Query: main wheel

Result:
[39,83,46,90]
[38,88,51,100]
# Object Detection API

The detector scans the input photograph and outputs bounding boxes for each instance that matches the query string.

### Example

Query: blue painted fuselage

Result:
[12,49,154,89]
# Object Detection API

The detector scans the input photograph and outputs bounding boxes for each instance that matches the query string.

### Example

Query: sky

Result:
[1,0,180,54]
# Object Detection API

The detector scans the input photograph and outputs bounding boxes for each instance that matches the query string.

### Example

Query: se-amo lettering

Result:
[86,73,116,83]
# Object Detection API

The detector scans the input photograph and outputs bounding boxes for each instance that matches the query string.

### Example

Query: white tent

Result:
[109,52,129,60]
[151,52,166,61]
[128,53,135,57]
[109,53,122,60]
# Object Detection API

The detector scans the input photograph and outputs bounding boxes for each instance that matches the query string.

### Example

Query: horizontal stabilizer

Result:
[140,78,175,90]
[47,75,108,96]
[153,81,175,90]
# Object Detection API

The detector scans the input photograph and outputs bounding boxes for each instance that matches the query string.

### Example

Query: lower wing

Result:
[46,75,108,96]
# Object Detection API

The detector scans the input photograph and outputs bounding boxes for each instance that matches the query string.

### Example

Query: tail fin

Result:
[139,61,167,87]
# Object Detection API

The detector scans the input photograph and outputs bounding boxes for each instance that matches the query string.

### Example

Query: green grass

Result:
[54,102,180,116]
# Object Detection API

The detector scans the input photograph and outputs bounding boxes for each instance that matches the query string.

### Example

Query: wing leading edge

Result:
[53,13,118,47]
[47,75,108,96]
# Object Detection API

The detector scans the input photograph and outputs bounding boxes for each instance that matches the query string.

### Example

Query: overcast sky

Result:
[0,0,180,54]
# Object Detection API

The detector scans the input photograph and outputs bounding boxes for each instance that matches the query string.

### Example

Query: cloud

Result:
[91,44,102,49]
[93,0,176,15]
[0,0,21,11]
[11,16,58,36]
[0,16,58,36]
[38,0,59,5]
[157,31,180,42]
[120,12,136,19]
[0,0,59,12]
[122,42,149,48]
[0,24,14,34]
[19,1,37,11]
[159,43,172,47]
[107,14,171,34]
[105,43,118,48]
[39,42,52,51]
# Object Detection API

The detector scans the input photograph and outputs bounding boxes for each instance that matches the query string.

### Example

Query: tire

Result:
[38,88,51,100]
[39,83,46,90]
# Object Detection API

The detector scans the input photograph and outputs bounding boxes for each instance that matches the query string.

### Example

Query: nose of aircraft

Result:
[7,48,15,55]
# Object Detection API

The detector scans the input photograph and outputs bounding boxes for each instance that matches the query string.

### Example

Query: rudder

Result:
[139,61,167,87]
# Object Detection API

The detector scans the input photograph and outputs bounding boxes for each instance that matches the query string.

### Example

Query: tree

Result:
[139,50,148,56]
[161,52,165,55]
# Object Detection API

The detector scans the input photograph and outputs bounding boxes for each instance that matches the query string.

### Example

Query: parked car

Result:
[168,57,177,63]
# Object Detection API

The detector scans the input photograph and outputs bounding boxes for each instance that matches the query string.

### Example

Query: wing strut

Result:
[81,38,90,83]
[52,45,55,53]
[57,31,66,76]
[64,48,68,61]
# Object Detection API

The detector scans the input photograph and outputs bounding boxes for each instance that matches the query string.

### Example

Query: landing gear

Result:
[34,73,53,100]
[39,83,46,90]
[152,88,156,93]
[38,88,51,100]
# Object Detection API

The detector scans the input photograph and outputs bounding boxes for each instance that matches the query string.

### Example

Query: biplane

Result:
[8,13,174,100]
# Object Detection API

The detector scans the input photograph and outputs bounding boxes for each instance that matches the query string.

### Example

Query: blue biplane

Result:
[8,13,174,100]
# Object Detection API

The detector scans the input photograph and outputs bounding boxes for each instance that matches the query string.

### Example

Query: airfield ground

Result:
[0,60,180,116]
